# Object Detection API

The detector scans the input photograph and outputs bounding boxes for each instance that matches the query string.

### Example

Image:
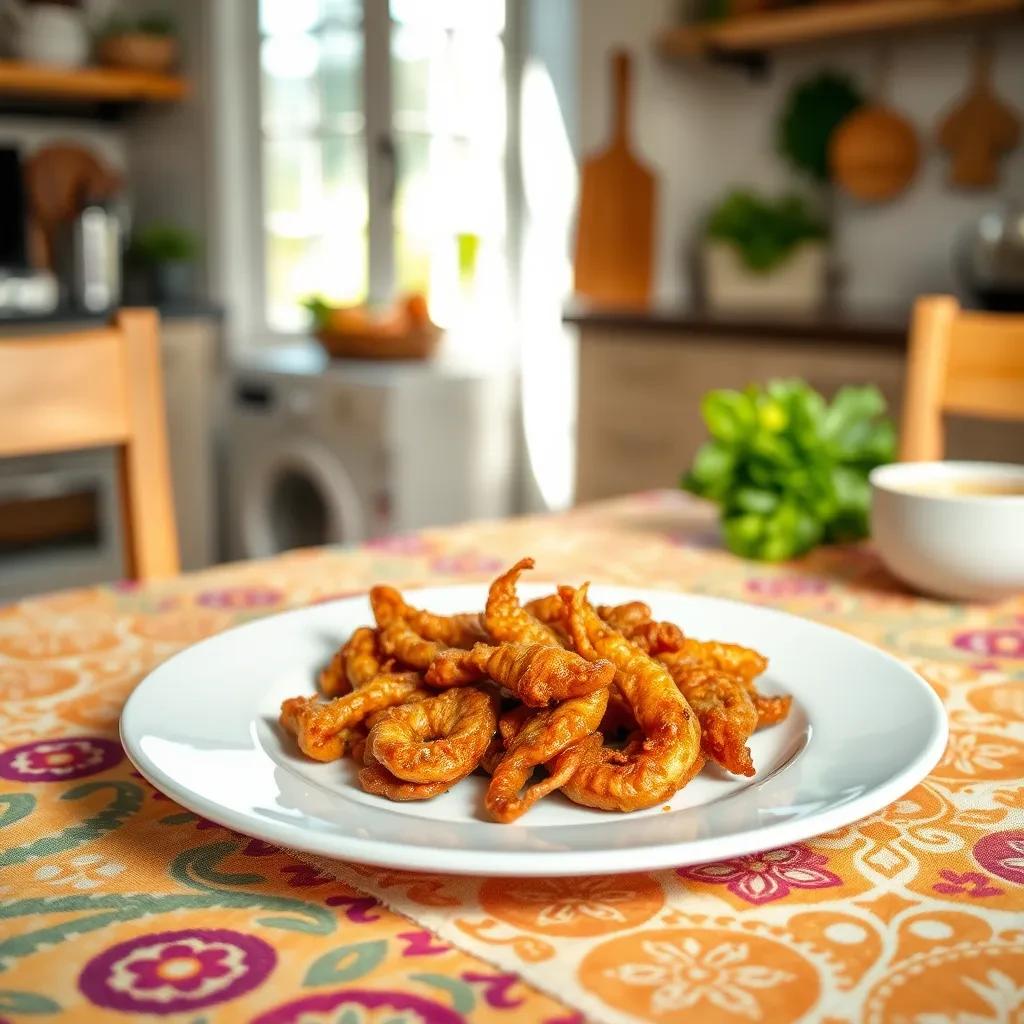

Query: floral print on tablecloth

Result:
[0,491,1021,1023]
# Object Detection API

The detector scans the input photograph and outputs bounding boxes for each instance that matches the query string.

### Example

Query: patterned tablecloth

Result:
[1,491,1022,1024]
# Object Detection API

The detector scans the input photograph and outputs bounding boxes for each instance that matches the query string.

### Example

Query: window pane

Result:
[321,0,361,23]
[320,29,363,130]
[261,0,321,34]
[263,134,367,330]
[394,132,433,294]
[264,138,322,229]
[262,35,319,133]
[391,23,443,129]
[390,0,503,34]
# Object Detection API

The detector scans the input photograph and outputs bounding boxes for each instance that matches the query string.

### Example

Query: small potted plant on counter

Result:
[96,11,178,74]
[129,222,198,304]
[701,189,829,313]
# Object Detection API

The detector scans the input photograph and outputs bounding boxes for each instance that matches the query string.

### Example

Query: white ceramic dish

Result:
[871,460,1024,601]
[121,583,946,877]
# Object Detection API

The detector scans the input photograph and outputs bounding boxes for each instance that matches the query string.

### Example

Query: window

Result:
[258,0,509,333]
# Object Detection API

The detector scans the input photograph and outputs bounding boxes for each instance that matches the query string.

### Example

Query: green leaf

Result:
[701,389,756,444]
[732,487,779,515]
[777,71,865,181]
[0,990,60,1014]
[303,940,388,987]
[684,441,736,499]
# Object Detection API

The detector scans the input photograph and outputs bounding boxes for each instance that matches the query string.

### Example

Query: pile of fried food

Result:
[281,558,791,823]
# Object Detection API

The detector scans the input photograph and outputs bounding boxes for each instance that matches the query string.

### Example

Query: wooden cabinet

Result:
[573,316,1023,503]
[158,317,219,570]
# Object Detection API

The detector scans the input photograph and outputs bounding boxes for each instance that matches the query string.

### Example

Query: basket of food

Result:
[306,293,441,361]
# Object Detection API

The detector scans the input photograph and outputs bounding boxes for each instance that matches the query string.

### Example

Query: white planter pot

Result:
[703,240,827,314]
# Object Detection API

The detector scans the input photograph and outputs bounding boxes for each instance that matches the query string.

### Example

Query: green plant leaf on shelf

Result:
[777,70,864,182]
[706,190,828,273]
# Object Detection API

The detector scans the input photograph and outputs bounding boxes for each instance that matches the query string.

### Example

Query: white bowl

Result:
[870,461,1024,602]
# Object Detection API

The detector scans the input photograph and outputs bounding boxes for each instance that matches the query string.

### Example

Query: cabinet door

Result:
[160,319,218,569]
[575,329,907,504]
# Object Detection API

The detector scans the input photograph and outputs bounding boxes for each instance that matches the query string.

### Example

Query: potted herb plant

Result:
[130,223,199,304]
[96,11,178,74]
[683,379,895,561]
[702,190,829,312]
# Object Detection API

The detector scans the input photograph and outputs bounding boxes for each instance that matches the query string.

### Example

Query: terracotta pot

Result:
[97,32,178,74]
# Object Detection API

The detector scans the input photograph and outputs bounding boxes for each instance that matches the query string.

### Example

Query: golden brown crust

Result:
[358,752,464,801]
[426,641,615,707]
[370,585,488,648]
[485,687,609,823]
[754,692,793,728]
[378,617,447,670]
[559,584,702,811]
[598,602,685,655]
[670,636,769,685]
[280,671,427,762]
[485,558,566,647]
[368,686,499,783]
[660,658,758,777]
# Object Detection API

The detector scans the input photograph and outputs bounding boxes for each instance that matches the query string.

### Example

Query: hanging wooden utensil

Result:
[830,49,919,203]
[938,41,1020,190]
[574,49,657,308]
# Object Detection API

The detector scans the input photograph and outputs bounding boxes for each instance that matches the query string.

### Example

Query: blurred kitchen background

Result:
[1,0,1022,599]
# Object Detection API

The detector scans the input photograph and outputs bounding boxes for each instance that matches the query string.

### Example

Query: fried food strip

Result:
[319,626,383,698]
[753,692,793,728]
[369,585,488,648]
[280,671,427,762]
[378,617,447,670]
[660,658,757,777]
[359,751,464,801]
[670,636,769,685]
[485,558,565,647]
[426,642,615,707]
[661,636,788,728]
[368,686,499,783]
[486,687,609,823]
[555,731,706,810]
[559,584,702,811]
[594,603,683,655]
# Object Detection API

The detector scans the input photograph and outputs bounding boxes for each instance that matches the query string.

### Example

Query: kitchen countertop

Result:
[0,299,224,327]
[564,301,910,346]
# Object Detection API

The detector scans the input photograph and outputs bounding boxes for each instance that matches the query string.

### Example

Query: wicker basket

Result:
[315,324,441,361]
[97,33,178,74]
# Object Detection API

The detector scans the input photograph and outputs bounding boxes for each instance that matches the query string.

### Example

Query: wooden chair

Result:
[0,308,180,580]
[900,295,1024,461]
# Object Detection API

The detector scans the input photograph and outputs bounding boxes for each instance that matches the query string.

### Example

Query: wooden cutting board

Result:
[938,42,1020,189]
[574,50,656,308]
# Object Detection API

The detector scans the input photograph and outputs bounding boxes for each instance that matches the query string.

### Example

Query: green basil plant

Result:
[683,380,895,561]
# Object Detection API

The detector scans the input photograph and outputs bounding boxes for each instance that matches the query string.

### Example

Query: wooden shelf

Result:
[0,61,188,104]
[657,0,1022,57]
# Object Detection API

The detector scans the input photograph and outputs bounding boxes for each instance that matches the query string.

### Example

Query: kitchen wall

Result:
[578,0,1024,309]
[0,0,211,285]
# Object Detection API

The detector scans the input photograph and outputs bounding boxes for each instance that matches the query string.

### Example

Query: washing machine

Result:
[225,343,516,559]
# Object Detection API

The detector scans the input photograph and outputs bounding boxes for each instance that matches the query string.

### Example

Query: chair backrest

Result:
[0,308,180,580]
[900,295,1024,461]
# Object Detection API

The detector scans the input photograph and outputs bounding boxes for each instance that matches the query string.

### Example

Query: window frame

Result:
[224,0,520,344]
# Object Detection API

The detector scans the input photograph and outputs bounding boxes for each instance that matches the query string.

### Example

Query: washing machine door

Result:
[240,439,365,558]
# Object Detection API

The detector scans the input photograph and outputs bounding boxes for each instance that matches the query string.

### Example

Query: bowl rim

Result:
[870,460,1024,504]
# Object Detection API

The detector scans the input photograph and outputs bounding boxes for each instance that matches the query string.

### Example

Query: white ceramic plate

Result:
[121,584,947,877]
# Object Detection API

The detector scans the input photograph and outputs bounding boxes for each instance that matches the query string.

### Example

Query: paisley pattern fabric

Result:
[1,490,1021,1023]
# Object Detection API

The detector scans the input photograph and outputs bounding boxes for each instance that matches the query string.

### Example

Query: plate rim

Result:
[120,583,949,876]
